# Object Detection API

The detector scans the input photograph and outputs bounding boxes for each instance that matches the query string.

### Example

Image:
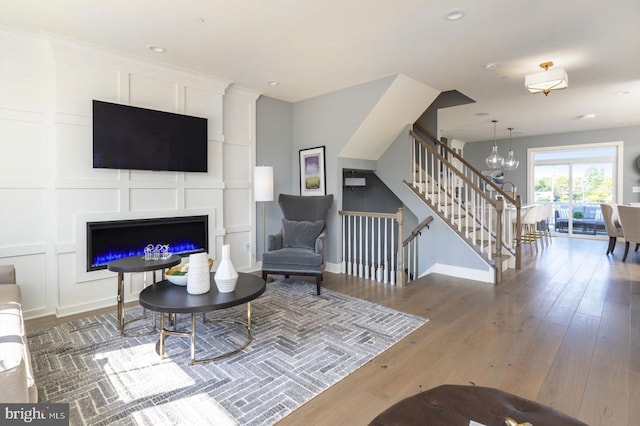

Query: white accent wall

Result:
[0,29,260,319]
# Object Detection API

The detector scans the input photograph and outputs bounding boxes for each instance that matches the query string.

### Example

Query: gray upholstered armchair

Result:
[261,194,334,294]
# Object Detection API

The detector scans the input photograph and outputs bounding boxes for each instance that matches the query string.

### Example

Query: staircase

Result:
[407,125,523,283]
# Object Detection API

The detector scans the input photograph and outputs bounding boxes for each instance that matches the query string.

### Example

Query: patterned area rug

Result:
[28,279,428,425]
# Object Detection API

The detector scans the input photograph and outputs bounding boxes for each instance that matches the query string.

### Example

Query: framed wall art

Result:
[299,146,326,196]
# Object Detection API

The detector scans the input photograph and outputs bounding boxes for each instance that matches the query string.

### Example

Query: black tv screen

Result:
[92,100,208,172]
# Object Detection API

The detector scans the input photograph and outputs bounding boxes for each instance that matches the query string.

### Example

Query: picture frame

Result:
[299,146,326,196]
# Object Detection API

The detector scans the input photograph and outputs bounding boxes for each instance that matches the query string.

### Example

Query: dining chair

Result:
[600,203,623,255]
[616,205,640,262]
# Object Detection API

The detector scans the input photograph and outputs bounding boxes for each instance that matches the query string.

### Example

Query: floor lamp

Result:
[254,166,274,260]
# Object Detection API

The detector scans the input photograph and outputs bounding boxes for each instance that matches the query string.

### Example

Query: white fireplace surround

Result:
[0,29,259,319]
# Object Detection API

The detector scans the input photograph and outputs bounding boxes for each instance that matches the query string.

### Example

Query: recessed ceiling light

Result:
[484,63,498,71]
[267,80,280,86]
[579,113,596,120]
[445,9,466,21]
[148,45,167,53]
[616,91,630,96]
[475,112,490,116]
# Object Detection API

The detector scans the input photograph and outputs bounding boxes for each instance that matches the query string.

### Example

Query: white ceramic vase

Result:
[214,244,238,293]
[186,252,210,295]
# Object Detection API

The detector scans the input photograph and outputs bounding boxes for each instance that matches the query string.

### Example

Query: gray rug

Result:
[27,279,428,425]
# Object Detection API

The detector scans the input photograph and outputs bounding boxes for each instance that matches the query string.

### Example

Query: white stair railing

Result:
[408,128,522,282]
[339,208,405,286]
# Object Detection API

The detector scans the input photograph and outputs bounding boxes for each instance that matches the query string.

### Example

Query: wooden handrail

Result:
[403,216,433,246]
[410,130,497,207]
[413,124,518,206]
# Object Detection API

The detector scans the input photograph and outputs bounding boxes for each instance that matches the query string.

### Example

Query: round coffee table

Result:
[108,254,181,335]
[139,272,266,365]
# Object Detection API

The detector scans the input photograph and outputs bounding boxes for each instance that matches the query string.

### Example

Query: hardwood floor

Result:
[25,236,639,425]
[278,236,639,426]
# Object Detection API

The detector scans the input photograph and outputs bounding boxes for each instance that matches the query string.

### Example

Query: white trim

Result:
[422,263,494,284]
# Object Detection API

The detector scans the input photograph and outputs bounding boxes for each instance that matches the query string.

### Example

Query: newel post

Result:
[396,207,406,287]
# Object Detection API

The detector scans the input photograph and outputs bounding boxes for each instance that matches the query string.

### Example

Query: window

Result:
[528,142,623,237]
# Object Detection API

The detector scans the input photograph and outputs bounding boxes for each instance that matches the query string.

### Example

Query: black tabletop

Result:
[138,272,266,313]
[107,254,181,273]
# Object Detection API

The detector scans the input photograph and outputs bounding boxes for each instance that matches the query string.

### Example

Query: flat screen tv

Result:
[93,100,208,172]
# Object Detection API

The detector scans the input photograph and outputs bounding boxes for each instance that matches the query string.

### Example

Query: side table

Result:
[107,254,181,335]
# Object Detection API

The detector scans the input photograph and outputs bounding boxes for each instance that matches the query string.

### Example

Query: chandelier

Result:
[503,127,519,170]
[485,120,504,169]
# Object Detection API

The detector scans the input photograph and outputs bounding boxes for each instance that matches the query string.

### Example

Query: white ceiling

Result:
[1,0,639,142]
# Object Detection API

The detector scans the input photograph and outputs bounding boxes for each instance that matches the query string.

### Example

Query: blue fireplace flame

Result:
[91,241,201,268]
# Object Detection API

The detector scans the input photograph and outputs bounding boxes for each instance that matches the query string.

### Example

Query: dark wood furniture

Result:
[139,272,266,365]
[107,254,181,335]
[369,384,587,426]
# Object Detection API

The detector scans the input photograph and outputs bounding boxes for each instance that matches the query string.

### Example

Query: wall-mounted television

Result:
[92,100,208,172]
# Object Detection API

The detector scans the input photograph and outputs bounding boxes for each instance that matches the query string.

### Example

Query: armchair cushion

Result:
[282,218,325,250]
[262,247,323,268]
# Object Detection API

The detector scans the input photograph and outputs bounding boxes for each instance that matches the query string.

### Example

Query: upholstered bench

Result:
[369,384,587,426]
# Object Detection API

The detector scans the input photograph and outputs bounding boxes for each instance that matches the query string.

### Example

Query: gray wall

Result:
[256,76,396,264]
[463,125,640,204]
[291,76,397,264]
[255,96,293,260]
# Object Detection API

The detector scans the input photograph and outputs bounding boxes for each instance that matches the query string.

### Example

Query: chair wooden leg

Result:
[606,237,616,255]
[262,271,268,281]
[636,243,639,252]
[315,275,321,295]
[623,241,630,262]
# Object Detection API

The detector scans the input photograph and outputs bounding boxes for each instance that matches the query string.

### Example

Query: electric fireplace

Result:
[86,216,208,271]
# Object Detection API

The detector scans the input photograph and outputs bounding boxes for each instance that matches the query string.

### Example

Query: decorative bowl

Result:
[165,258,213,286]
[166,271,188,286]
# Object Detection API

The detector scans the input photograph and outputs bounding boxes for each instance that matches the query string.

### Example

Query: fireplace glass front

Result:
[86,216,208,271]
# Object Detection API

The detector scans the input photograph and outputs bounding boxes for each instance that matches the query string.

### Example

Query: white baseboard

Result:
[422,263,494,284]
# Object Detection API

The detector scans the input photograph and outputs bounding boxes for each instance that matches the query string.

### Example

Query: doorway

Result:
[528,142,622,237]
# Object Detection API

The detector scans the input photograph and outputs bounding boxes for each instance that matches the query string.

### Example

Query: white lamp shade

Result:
[254,166,274,202]
[525,67,568,94]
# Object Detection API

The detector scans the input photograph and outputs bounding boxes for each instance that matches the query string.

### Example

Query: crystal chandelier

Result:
[485,120,504,169]
[503,127,519,170]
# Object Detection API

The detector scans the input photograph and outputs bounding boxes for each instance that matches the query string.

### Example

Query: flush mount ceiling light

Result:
[148,45,167,53]
[267,80,280,86]
[525,61,568,96]
[485,120,504,169]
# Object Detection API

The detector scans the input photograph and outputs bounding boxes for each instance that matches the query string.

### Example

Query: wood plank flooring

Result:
[25,236,639,425]
[278,236,639,426]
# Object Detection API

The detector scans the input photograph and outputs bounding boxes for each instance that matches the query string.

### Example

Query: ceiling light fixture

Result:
[267,80,280,86]
[445,9,465,21]
[503,127,519,171]
[148,45,167,53]
[485,120,504,169]
[525,61,568,96]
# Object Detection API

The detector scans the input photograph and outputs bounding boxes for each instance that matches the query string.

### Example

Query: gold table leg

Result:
[117,272,124,335]
[153,302,254,365]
